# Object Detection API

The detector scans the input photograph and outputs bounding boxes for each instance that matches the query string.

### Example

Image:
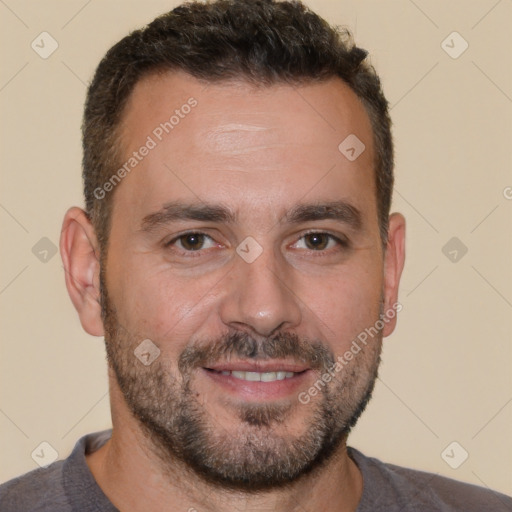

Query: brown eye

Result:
[179,233,205,250]
[292,232,347,252]
[304,233,330,250]
[165,232,219,255]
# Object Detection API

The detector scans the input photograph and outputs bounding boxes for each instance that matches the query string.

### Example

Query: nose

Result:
[218,244,302,338]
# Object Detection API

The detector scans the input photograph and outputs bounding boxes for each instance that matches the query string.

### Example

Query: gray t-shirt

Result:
[1,430,511,511]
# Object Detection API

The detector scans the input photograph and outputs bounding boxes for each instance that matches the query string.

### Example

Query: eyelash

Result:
[164,230,349,256]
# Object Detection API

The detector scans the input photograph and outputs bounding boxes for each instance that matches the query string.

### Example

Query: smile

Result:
[212,370,296,382]
[202,362,311,400]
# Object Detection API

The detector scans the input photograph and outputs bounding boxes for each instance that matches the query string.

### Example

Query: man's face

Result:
[99,71,399,489]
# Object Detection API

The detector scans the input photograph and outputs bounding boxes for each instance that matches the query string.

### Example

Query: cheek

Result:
[298,263,383,351]
[109,256,223,343]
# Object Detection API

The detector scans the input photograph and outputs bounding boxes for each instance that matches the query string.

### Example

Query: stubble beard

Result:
[100,267,382,491]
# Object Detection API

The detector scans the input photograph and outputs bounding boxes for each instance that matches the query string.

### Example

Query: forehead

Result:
[112,70,376,228]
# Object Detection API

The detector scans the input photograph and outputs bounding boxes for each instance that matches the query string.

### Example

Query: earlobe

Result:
[60,207,105,337]
[382,212,406,338]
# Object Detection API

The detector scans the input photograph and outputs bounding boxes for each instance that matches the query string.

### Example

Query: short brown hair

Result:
[82,0,393,256]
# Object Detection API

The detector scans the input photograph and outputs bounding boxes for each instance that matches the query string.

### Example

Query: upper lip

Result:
[204,361,310,373]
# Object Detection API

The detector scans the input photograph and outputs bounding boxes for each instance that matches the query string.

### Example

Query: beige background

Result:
[1,0,511,497]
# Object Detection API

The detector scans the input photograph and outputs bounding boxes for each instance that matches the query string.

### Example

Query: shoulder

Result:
[0,461,70,512]
[0,430,114,512]
[349,447,512,512]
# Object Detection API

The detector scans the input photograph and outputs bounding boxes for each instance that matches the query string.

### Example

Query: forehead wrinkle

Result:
[201,123,304,161]
[213,143,299,157]
[211,123,269,133]
[201,121,276,153]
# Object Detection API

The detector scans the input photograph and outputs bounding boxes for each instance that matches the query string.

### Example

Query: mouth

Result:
[201,361,312,400]
[207,369,300,382]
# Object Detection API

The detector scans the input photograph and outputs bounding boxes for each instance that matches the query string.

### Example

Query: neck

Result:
[86,384,363,512]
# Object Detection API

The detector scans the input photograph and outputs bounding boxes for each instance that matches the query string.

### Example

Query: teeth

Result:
[224,370,295,382]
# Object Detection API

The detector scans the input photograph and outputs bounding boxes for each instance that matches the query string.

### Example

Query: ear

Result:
[381,212,406,337]
[60,207,104,337]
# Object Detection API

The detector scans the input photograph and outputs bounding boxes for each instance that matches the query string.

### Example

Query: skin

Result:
[60,70,405,511]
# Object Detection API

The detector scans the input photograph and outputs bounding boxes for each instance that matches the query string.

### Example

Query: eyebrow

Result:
[285,201,362,230]
[140,202,236,233]
[139,200,362,233]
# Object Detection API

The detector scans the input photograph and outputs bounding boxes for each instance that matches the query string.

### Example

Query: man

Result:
[1,0,510,510]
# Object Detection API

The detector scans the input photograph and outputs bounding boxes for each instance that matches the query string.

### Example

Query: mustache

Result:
[178,331,335,374]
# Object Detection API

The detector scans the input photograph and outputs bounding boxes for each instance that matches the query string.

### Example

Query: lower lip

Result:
[202,368,312,401]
